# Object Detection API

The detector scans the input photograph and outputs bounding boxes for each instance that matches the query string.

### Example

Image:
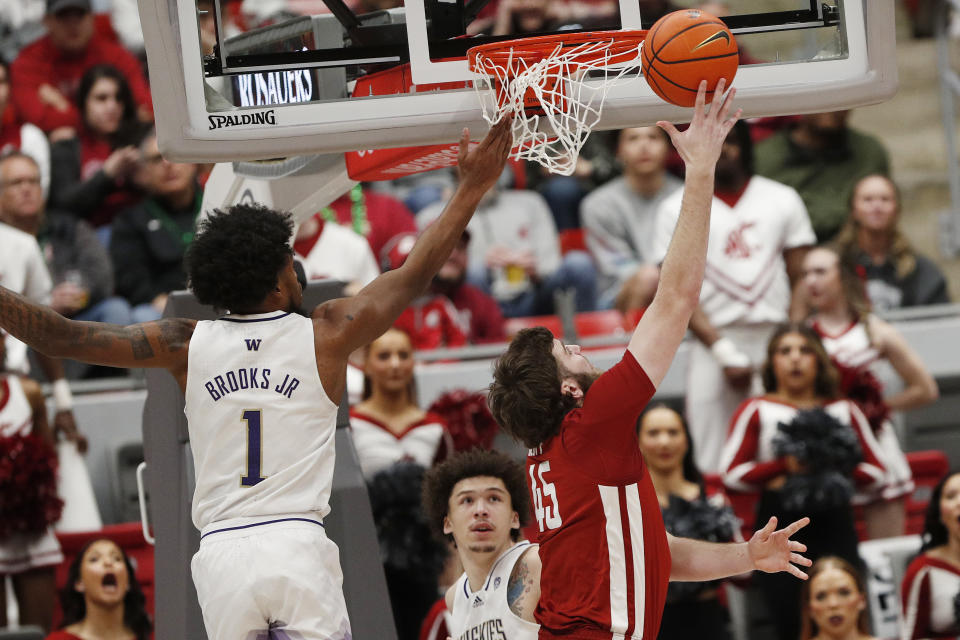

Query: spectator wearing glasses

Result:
[109,128,201,323]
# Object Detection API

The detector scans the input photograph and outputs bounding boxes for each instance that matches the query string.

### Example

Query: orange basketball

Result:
[641,9,739,107]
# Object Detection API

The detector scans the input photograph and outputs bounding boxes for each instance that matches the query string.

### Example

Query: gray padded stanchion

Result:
[143,284,397,640]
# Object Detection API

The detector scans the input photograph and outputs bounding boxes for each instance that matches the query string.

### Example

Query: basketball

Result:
[641,9,739,107]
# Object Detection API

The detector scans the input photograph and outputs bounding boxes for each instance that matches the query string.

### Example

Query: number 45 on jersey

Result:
[529,461,562,532]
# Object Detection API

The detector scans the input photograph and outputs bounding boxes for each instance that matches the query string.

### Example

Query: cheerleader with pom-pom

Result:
[637,404,741,640]
[719,324,886,640]
[804,245,938,539]
[0,332,63,632]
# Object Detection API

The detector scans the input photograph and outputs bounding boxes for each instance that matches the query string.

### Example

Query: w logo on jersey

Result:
[723,222,755,259]
[245,339,262,351]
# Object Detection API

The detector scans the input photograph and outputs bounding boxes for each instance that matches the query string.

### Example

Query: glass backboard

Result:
[139,0,897,162]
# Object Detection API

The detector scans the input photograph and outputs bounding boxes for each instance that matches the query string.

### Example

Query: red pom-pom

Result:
[835,363,890,433]
[0,433,63,540]
[428,390,499,452]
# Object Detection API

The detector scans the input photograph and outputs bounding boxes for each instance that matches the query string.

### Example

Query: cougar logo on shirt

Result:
[723,222,756,259]
[457,619,505,640]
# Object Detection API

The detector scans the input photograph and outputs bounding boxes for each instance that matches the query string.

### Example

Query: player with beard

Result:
[429,229,506,344]
[650,119,816,474]
[489,82,812,640]
[0,119,512,640]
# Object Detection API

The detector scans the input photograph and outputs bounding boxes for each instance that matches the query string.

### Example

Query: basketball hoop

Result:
[468,30,647,176]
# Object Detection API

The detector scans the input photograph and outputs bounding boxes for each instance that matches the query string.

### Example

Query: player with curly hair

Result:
[0,117,512,640]
[422,449,539,640]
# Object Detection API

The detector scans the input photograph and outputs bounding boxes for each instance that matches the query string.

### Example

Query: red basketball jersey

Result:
[527,352,670,640]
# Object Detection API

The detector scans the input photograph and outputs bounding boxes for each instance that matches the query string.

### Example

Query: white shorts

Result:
[0,527,63,575]
[854,421,914,504]
[192,515,352,640]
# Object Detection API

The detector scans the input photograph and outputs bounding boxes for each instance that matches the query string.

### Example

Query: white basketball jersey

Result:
[812,319,881,370]
[0,374,33,437]
[450,541,540,640]
[185,311,338,530]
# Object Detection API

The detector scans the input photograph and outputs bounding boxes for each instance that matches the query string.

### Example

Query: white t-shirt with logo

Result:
[652,176,815,327]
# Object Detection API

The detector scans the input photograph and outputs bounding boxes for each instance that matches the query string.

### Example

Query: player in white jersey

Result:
[803,245,938,538]
[651,121,816,473]
[0,332,62,632]
[423,449,540,640]
[0,119,513,640]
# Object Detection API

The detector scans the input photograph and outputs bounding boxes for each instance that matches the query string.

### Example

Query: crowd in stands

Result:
[0,0,957,639]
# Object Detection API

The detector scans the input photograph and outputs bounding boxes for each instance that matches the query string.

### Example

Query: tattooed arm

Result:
[0,286,194,379]
[507,545,541,622]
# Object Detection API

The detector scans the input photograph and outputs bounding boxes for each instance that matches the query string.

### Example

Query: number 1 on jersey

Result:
[529,461,562,532]
[241,409,266,487]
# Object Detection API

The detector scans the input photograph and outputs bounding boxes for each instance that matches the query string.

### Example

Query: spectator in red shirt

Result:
[0,57,50,195]
[321,183,418,260]
[384,230,506,347]
[430,230,506,344]
[10,0,152,134]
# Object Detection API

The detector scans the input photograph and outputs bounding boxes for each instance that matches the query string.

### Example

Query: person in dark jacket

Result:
[109,127,200,323]
[47,64,144,237]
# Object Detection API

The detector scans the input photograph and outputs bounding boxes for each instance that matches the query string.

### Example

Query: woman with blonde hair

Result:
[804,244,938,538]
[833,174,949,311]
[800,556,875,640]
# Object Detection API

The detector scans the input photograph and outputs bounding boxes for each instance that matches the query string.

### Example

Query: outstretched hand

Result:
[456,116,514,192]
[657,78,741,174]
[748,516,812,580]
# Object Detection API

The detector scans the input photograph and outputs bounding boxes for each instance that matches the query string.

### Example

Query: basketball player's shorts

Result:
[192,514,352,640]
[853,420,915,505]
[0,527,63,575]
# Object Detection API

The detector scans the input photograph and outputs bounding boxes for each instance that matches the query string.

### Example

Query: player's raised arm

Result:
[0,286,194,373]
[315,117,512,355]
[628,80,740,386]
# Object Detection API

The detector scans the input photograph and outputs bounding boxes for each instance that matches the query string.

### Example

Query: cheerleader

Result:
[637,404,740,640]
[0,333,63,632]
[901,471,960,640]
[800,556,876,640]
[349,327,451,481]
[46,538,152,640]
[719,324,886,640]
[804,245,938,538]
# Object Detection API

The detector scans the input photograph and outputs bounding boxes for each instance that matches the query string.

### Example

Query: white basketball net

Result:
[471,36,644,176]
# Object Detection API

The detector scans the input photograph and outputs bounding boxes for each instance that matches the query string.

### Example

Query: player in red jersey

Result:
[488,81,812,640]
